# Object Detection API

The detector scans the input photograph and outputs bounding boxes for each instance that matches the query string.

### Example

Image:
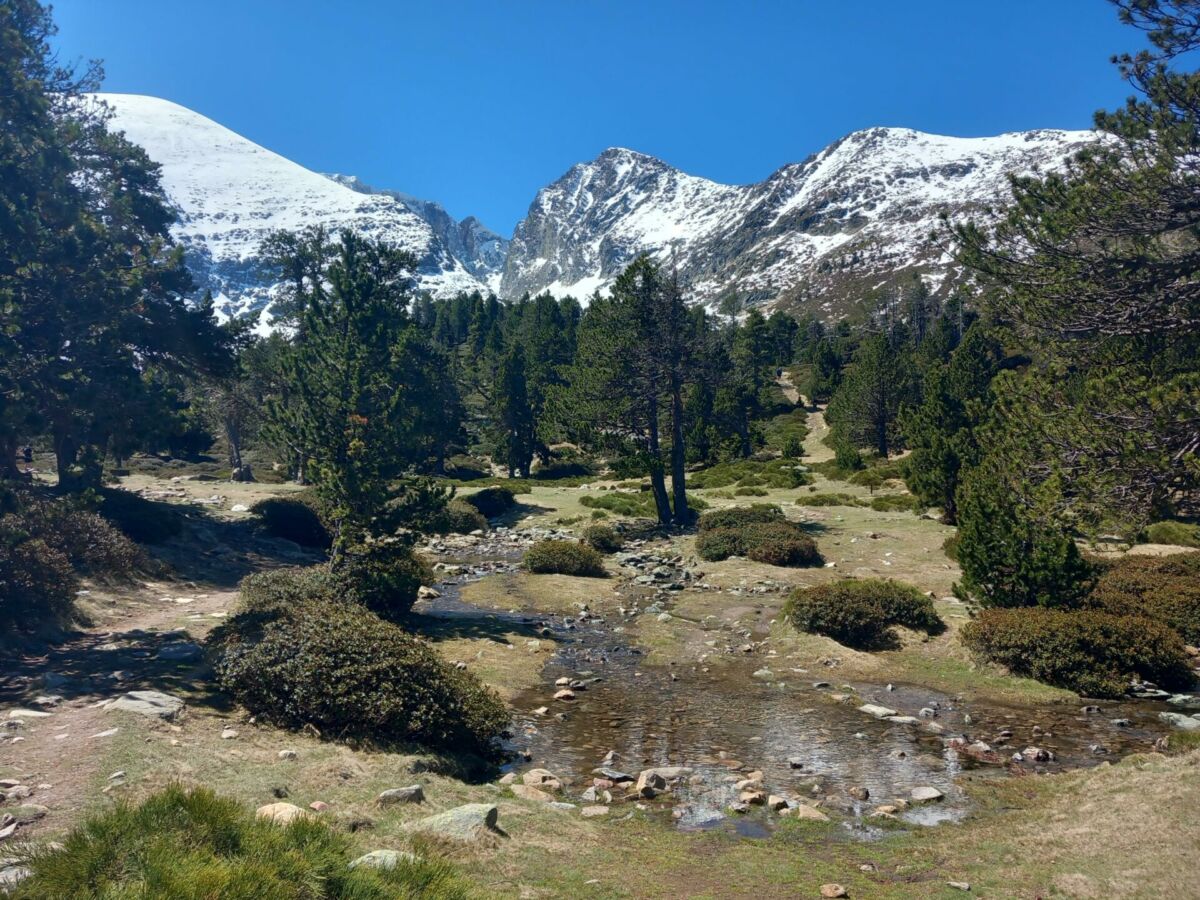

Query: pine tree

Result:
[825,333,910,457]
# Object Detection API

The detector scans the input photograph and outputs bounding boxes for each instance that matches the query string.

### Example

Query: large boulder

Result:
[106,691,185,721]
[405,803,499,842]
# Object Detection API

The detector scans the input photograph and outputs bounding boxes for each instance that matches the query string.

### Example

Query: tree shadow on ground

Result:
[491,501,555,528]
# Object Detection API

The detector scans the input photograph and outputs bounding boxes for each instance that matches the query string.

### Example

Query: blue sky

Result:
[51,1,1141,235]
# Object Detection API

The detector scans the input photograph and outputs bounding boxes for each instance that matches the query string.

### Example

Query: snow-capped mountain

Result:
[94,93,494,320]
[501,128,1099,314]
[325,174,508,292]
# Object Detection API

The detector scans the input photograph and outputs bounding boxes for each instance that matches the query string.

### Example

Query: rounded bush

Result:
[581,523,622,553]
[784,578,946,650]
[695,527,744,562]
[250,495,331,548]
[20,497,142,576]
[744,522,822,567]
[0,521,77,628]
[427,500,488,535]
[1142,521,1200,548]
[210,592,508,757]
[337,540,431,617]
[697,504,784,532]
[97,488,182,544]
[524,540,607,577]
[464,486,516,518]
[1084,553,1200,644]
[961,607,1194,698]
[237,566,346,616]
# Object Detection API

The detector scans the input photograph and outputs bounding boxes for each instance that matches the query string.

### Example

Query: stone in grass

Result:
[349,849,421,870]
[510,784,554,803]
[377,785,425,806]
[910,786,944,803]
[821,885,848,898]
[405,803,499,843]
[255,802,314,825]
[106,691,185,721]
[5,805,48,825]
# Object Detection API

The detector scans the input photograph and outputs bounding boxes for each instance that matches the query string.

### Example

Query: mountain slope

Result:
[95,93,491,319]
[501,128,1099,314]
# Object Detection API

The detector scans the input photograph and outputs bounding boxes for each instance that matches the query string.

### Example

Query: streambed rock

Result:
[406,803,499,842]
[858,704,898,719]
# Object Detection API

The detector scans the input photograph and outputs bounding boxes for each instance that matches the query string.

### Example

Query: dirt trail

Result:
[803,408,836,463]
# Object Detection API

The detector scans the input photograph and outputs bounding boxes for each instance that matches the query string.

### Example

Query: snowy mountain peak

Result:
[501,125,1097,313]
[93,93,492,320]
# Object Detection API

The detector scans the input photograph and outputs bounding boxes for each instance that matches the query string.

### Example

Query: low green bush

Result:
[783,579,946,650]
[250,495,331,547]
[744,525,822,566]
[795,492,859,507]
[695,507,822,568]
[236,566,346,616]
[687,458,812,490]
[533,460,596,480]
[960,607,1194,698]
[20,496,142,576]
[581,523,622,553]
[942,533,961,562]
[1084,553,1200,644]
[524,540,607,577]
[1143,521,1200,548]
[0,521,76,629]
[868,493,923,513]
[337,540,431,618]
[697,504,784,532]
[735,486,769,497]
[96,487,183,544]
[464,486,517,518]
[211,590,507,757]
[12,784,468,899]
[426,500,488,535]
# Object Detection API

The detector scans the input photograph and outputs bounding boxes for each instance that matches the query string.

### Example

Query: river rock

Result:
[1159,711,1200,731]
[255,803,313,825]
[848,786,869,801]
[377,785,424,806]
[640,766,693,782]
[635,771,668,798]
[522,769,562,791]
[350,849,421,870]
[106,691,185,721]
[910,786,944,803]
[554,689,576,701]
[787,803,830,821]
[767,795,788,811]
[739,789,766,805]
[406,803,498,842]
[593,767,634,783]
[510,784,554,803]
[858,704,898,719]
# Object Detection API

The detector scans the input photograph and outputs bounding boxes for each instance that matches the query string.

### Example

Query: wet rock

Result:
[787,757,807,769]
[553,689,576,702]
[106,691,185,721]
[377,785,425,805]
[767,795,789,811]
[255,803,313,825]
[635,770,667,798]
[593,767,634,783]
[728,801,750,814]
[884,716,920,726]
[406,804,499,842]
[640,766,692,782]
[783,804,830,822]
[857,704,898,719]
[1159,711,1200,731]
[739,789,767,805]
[910,786,944,803]
[350,849,421,870]
[847,786,869,801]
[1021,746,1055,762]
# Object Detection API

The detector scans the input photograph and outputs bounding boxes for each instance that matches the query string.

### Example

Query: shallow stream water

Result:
[418,544,1181,838]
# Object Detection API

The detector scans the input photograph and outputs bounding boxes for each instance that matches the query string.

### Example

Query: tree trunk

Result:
[670,376,689,525]
[646,405,672,526]
[0,433,21,480]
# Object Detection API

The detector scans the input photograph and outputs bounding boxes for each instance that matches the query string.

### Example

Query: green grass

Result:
[687,457,812,490]
[13,785,469,899]
[579,490,709,518]
[1143,520,1200,548]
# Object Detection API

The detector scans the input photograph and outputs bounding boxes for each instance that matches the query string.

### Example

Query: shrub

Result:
[1143,521,1200,548]
[784,579,946,650]
[687,458,812,491]
[795,492,859,507]
[580,490,708,519]
[782,436,803,459]
[236,566,346,616]
[581,523,622,553]
[735,486,769,497]
[1084,553,1200,644]
[211,592,507,757]
[697,504,784,532]
[533,460,596,480]
[250,495,331,547]
[337,540,431,617]
[695,507,822,568]
[942,533,961,562]
[744,521,823,567]
[464,486,516,518]
[0,520,77,629]
[19,497,142,576]
[868,493,923,513]
[961,607,1194,698]
[426,500,488,535]
[97,488,182,544]
[444,454,490,481]
[695,527,744,562]
[13,784,468,899]
[523,540,607,577]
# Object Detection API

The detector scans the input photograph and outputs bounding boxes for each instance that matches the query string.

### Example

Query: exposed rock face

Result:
[501,129,1098,317]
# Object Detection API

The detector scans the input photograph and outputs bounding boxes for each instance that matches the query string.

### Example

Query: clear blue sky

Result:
[50,0,1141,235]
